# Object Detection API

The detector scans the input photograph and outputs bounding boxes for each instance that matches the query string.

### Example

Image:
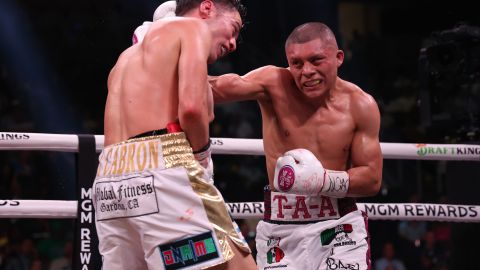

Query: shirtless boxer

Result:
[210,22,382,270]
[93,1,256,269]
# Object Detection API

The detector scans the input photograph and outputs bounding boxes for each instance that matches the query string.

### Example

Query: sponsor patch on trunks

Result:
[320,224,355,246]
[266,237,285,264]
[94,175,159,221]
[159,231,220,270]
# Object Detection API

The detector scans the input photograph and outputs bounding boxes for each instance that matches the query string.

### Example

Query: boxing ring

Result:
[1,132,479,268]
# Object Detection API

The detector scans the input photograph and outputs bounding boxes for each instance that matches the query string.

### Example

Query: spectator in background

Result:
[31,258,44,270]
[431,197,452,252]
[49,241,73,270]
[3,238,38,270]
[375,241,406,270]
[419,231,449,270]
[398,194,427,245]
[398,217,428,245]
[397,194,428,269]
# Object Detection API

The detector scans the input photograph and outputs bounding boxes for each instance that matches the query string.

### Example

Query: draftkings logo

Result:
[266,237,285,264]
[159,231,219,270]
[0,133,30,140]
[416,144,480,157]
[320,224,355,247]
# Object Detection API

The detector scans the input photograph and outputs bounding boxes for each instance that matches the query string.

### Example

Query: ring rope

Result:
[0,200,478,222]
[1,132,479,160]
[1,132,479,223]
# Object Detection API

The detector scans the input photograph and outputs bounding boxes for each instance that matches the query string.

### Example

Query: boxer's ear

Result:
[199,0,214,19]
[336,50,344,67]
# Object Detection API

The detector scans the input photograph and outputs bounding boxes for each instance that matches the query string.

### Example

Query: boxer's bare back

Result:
[104,18,215,149]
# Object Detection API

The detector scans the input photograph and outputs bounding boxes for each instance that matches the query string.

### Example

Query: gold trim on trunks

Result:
[161,132,251,260]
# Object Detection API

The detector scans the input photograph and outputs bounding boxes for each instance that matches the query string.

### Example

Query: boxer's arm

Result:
[177,22,211,151]
[209,65,276,103]
[347,93,383,197]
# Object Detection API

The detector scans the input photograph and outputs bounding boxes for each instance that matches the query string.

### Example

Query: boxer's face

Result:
[207,10,242,63]
[286,38,344,98]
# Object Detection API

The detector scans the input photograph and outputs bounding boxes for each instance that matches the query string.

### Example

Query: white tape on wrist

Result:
[320,170,350,198]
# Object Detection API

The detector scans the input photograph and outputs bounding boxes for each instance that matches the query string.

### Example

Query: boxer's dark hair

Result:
[175,0,246,22]
[285,22,338,49]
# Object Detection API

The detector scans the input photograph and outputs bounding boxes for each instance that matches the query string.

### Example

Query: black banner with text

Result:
[73,135,101,269]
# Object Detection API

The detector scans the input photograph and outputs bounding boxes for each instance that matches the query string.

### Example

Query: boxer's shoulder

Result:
[338,79,372,100]
[348,87,379,115]
[148,17,207,39]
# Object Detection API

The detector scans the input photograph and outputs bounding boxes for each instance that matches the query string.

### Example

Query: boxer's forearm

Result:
[346,166,382,197]
[210,72,266,103]
[179,105,210,152]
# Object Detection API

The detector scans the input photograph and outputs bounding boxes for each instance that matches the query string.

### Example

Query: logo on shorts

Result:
[94,176,158,221]
[320,224,355,246]
[266,237,285,264]
[326,257,360,270]
[159,231,219,270]
[277,165,295,192]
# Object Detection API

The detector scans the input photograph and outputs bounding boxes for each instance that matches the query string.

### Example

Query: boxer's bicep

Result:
[352,96,381,162]
[348,94,382,196]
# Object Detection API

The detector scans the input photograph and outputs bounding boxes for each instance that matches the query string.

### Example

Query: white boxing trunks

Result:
[256,186,370,270]
[93,129,250,270]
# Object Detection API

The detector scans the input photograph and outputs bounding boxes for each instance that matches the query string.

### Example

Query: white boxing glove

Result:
[193,140,214,184]
[132,1,177,45]
[273,149,350,198]
[132,21,152,44]
[153,0,177,21]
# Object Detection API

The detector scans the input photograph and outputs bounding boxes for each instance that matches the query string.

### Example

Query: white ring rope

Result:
[0,132,479,223]
[0,200,479,222]
[1,132,479,160]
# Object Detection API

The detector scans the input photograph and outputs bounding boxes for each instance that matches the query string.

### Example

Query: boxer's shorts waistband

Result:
[96,131,195,178]
[263,185,357,224]
[129,129,168,139]
[129,122,183,139]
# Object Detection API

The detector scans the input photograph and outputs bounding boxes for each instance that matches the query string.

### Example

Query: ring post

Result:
[73,135,101,269]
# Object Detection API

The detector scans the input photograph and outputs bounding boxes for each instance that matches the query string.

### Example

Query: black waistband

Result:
[129,129,168,140]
